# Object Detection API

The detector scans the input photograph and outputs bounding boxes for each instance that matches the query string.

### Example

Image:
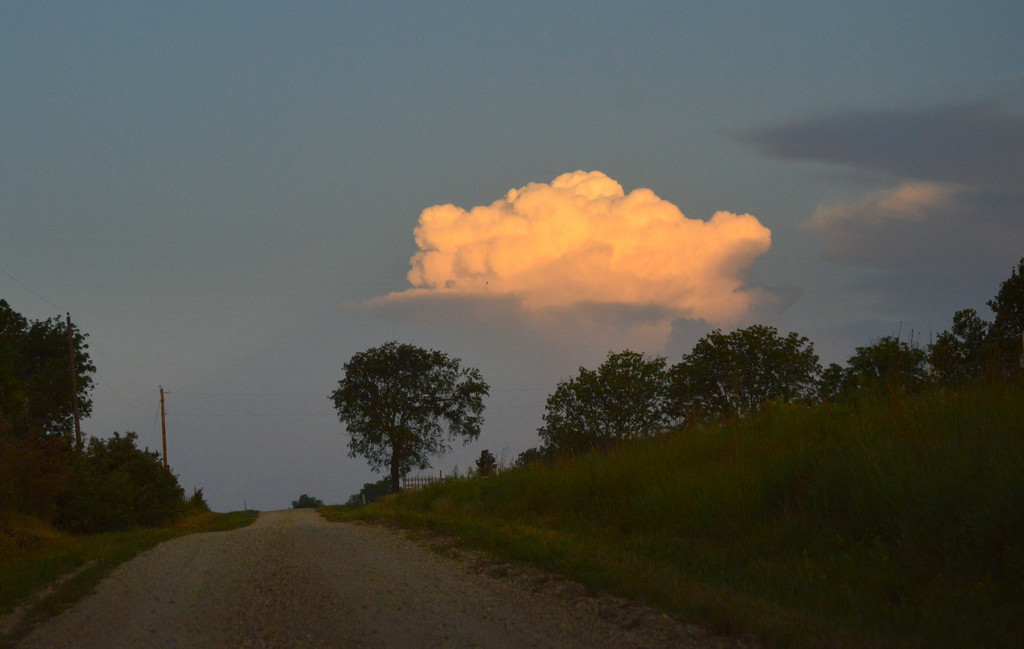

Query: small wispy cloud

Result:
[742,101,1024,288]
[808,182,959,231]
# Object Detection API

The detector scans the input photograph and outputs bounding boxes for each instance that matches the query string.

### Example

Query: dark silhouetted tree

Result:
[330,341,489,493]
[539,350,673,456]
[817,363,848,403]
[475,449,497,476]
[670,325,821,422]
[845,335,927,394]
[0,300,94,440]
[291,494,325,509]
[187,487,210,513]
[1,301,96,527]
[987,257,1024,371]
[345,478,392,505]
[988,258,1024,341]
[514,447,546,467]
[928,309,995,384]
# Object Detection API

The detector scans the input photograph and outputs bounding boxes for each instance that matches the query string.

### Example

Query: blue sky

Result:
[3,2,1022,510]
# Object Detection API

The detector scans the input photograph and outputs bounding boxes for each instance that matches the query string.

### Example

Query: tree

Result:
[845,335,927,393]
[0,433,74,526]
[330,341,489,493]
[1,301,96,528]
[475,449,497,476]
[514,446,547,467]
[539,350,673,456]
[988,258,1024,342]
[345,478,392,506]
[670,325,821,422]
[817,363,848,403]
[187,487,210,513]
[928,309,994,384]
[0,300,95,440]
[987,257,1024,371]
[291,494,325,509]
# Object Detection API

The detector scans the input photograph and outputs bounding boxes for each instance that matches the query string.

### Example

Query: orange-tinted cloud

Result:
[382,171,772,324]
[808,182,959,231]
[802,181,978,270]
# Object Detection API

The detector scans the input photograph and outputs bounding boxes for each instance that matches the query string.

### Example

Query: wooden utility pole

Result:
[160,386,168,468]
[66,313,82,451]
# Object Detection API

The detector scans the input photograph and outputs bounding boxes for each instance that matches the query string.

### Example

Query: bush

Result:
[0,434,75,527]
[186,487,210,513]
[56,432,185,533]
[291,494,325,509]
[345,479,391,506]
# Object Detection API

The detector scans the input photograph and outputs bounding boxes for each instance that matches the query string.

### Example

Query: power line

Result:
[0,267,64,311]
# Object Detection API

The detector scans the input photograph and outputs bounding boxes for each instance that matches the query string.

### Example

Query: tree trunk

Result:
[389,452,402,493]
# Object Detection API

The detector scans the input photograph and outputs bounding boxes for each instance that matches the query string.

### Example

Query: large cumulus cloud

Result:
[379,170,773,324]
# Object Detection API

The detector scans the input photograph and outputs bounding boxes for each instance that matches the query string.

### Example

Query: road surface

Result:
[16,509,752,648]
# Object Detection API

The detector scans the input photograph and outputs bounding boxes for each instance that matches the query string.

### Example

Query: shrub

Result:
[291,494,325,509]
[56,432,185,533]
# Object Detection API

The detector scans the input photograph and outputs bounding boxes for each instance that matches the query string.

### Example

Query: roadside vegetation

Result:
[325,258,1024,648]
[325,381,1023,649]
[1,299,258,645]
[0,509,257,647]
[1,300,211,536]
[291,494,325,509]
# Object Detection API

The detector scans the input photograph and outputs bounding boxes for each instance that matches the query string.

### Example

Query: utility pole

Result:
[66,313,82,451]
[160,386,168,468]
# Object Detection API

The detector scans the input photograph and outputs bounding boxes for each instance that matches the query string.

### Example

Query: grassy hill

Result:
[324,381,1024,648]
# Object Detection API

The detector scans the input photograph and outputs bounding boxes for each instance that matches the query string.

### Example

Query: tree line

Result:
[1,300,203,535]
[530,258,1024,459]
[331,258,1024,487]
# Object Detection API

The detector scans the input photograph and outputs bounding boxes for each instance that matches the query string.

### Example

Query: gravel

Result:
[16,509,757,649]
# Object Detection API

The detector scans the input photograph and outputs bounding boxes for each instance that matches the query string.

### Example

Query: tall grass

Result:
[331,382,1024,648]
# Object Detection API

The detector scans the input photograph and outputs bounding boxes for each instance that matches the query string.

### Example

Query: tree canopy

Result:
[928,309,994,385]
[1,301,201,534]
[514,446,546,467]
[670,325,821,422]
[475,449,497,476]
[925,258,1024,384]
[330,341,489,493]
[845,335,928,394]
[345,478,392,506]
[988,257,1024,344]
[539,350,673,456]
[55,432,186,533]
[291,494,325,509]
[0,300,94,440]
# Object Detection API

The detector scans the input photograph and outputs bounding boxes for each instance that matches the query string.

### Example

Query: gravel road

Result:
[16,509,754,649]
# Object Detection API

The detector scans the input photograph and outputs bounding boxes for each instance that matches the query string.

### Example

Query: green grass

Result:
[323,381,1024,649]
[0,510,258,647]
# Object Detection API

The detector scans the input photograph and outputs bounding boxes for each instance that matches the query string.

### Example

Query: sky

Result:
[3,2,1022,511]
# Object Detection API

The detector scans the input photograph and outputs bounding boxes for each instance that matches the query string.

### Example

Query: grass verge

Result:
[323,381,1024,649]
[0,509,258,647]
